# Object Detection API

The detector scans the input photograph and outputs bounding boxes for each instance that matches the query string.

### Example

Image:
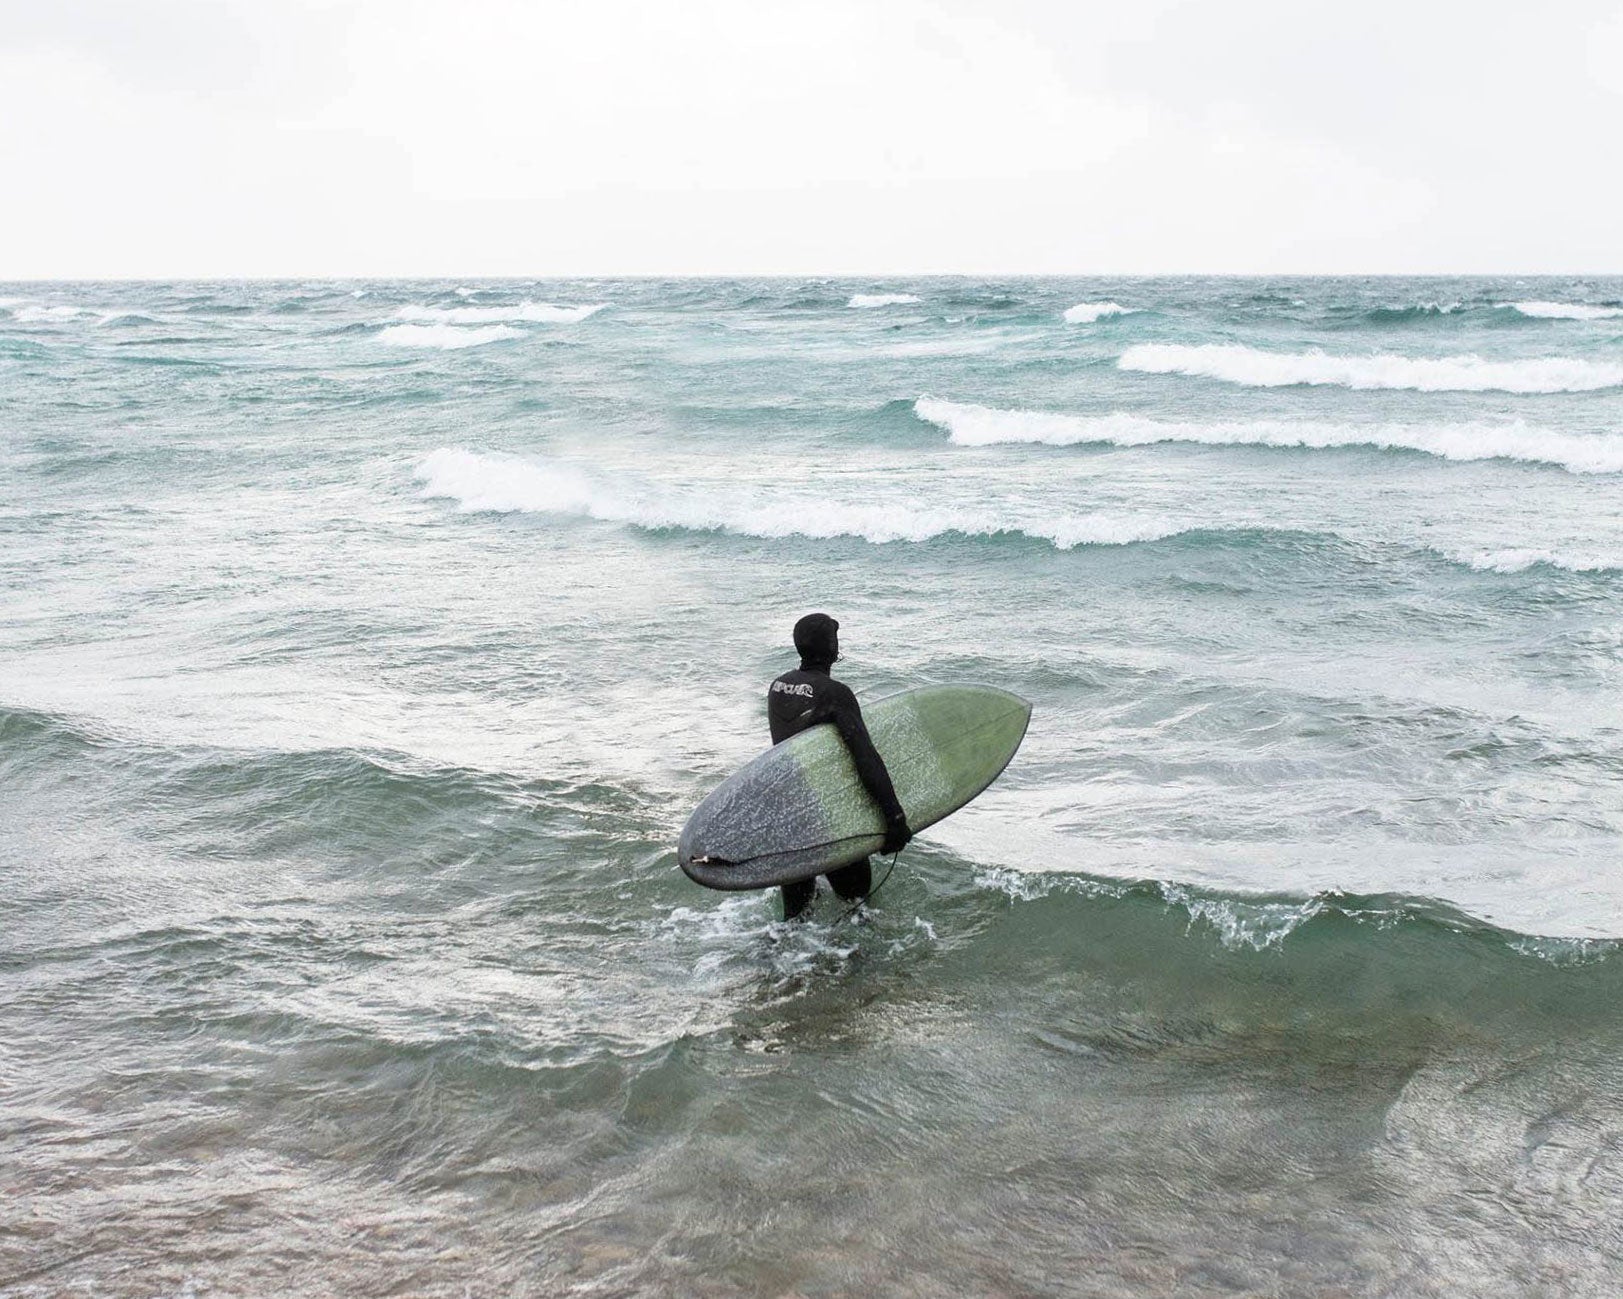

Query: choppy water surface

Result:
[3,277,1622,1296]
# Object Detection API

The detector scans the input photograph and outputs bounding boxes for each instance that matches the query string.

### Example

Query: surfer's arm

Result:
[824,687,911,849]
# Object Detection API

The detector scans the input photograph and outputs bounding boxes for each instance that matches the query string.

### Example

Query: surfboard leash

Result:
[832,846,901,928]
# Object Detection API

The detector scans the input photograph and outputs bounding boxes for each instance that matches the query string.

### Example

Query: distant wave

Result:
[1464,548,1622,575]
[377,324,522,349]
[393,301,606,325]
[913,397,1623,474]
[415,447,1185,550]
[5,303,162,327]
[1062,301,1135,324]
[1119,343,1623,393]
[848,293,921,309]
[1357,302,1466,324]
[0,702,593,834]
[1498,301,1623,321]
[12,304,87,323]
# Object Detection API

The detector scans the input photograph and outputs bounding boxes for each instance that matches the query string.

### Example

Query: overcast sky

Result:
[3,0,1620,277]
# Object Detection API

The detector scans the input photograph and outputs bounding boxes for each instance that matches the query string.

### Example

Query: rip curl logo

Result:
[772,681,815,698]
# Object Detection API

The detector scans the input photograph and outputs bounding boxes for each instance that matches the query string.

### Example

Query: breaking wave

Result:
[414,447,1184,549]
[1062,301,1135,324]
[376,324,523,349]
[1118,343,1623,393]
[11,304,87,323]
[848,293,921,309]
[913,397,1623,474]
[1499,301,1623,321]
[1355,303,1466,324]
[972,868,1623,960]
[1463,548,1622,575]
[392,301,606,325]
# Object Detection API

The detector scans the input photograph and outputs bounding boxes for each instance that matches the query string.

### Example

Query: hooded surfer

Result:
[767,613,912,919]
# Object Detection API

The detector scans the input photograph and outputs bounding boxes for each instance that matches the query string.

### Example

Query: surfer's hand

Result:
[882,815,912,855]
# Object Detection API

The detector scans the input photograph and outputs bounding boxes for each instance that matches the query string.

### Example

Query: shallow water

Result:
[3,277,1622,1295]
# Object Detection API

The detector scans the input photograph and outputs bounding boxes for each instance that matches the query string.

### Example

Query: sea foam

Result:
[1062,302,1134,323]
[393,301,606,325]
[1499,301,1623,321]
[848,293,921,309]
[914,397,1623,474]
[377,324,523,349]
[1119,343,1623,393]
[13,304,87,323]
[414,447,1184,550]
[1463,548,1622,575]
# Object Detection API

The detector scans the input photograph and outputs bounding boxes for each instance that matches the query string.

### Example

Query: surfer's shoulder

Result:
[821,677,860,710]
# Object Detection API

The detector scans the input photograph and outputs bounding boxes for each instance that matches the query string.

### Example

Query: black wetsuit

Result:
[767,662,907,919]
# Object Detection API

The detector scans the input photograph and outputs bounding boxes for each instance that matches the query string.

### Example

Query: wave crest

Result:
[973,868,1623,957]
[1062,301,1135,324]
[414,447,1183,550]
[12,304,87,323]
[1499,301,1623,321]
[392,301,606,325]
[377,324,522,349]
[1357,302,1465,324]
[1464,548,1622,575]
[913,397,1623,474]
[848,293,920,309]
[1118,343,1623,393]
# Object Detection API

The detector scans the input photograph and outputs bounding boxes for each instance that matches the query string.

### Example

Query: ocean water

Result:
[3,276,1622,1296]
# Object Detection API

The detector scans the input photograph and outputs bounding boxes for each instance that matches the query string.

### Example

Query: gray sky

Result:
[3,0,1620,277]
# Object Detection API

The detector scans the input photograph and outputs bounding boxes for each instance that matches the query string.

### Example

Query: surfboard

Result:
[679,684,1031,890]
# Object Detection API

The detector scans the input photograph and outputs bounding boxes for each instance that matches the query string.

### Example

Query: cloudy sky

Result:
[2,0,1620,277]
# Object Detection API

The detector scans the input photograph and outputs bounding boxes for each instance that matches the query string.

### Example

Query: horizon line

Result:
[5,270,1623,284]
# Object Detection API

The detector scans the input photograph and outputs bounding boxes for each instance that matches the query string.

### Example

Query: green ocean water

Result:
[3,277,1622,1295]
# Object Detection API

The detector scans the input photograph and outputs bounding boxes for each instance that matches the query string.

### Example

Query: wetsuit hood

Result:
[792,612,839,669]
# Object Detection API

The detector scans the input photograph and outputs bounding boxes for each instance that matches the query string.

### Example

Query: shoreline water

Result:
[4,275,1622,1295]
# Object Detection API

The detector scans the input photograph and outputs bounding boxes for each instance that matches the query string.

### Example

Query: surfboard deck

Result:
[679,684,1031,890]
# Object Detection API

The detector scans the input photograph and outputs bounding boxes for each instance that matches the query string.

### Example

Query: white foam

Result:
[967,868,1319,952]
[1118,343,1623,393]
[848,293,921,308]
[1158,882,1326,951]
[1046,513,1183,548]
[1463,548,1622,575]
[376,323,523,349]
[392,301,606,325]
[13,304,86,323]
[414,447,1186,550]
[1500,301,1623,321]
[913,397,1623,474]
[1509,935,1618,966]
[1062,301,1134,324]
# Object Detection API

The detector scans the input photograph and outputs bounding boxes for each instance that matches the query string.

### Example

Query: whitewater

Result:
[4,275,1623,1298]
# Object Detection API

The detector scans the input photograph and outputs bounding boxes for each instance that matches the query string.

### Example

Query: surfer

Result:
[768,613,912,920]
